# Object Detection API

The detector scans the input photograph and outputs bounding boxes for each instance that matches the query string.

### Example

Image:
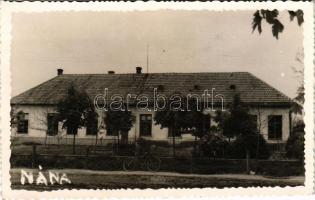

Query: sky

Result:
[11,10,304,98]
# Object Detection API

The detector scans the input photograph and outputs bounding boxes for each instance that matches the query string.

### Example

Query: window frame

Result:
[268,115,283,140]
[139,114,153,137]
[47,113,59,136]
[17,113,29,134]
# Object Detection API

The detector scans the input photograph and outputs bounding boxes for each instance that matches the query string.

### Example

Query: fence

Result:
[11,148,304,176]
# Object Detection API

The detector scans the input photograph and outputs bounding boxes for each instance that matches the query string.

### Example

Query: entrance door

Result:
[140,114,152,136]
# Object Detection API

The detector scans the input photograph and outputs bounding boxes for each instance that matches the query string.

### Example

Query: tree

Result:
[229,133,270,160]
[184,99,210,138]
[285,120,304,161]
[291,51,304,115]
[10,107,23,136]
[292,85,304,115]
[183,99,210,155]
[104,107,135,145]
[86,108,99,145]
[10,107,25,145]
[213,109,230,137]
[286,117,305,161]
[154,104,182,157]
[288,52,304,160]
[213,110,232,141]
[252,9,304,39]
[214,94,269,160]
[57,84,96,154]
[154,96,209,157]
[215,94,256,140]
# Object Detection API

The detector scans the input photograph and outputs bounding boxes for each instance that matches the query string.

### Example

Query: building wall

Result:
[11,105,95,145]
[249,107,291,143]
[96,109,169,141]
[11,105,171,145]
[11,105,290,144]
[11,105,56,138]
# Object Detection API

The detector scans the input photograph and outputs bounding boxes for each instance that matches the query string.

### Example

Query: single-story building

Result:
[11,67,293,145]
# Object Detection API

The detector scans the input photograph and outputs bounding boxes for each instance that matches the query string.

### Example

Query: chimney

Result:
[57,68,63,76]
[108,71,115,74]
[136,67,142,74]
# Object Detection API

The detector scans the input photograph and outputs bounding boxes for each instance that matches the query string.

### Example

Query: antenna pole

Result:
[146,44,149,73]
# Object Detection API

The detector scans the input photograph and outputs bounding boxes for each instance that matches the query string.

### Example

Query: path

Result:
[10,168,304,190]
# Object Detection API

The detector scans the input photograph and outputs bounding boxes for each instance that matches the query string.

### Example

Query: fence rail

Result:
[11,147,304,177]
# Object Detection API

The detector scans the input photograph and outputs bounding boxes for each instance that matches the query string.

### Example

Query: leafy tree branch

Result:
[252,9,303,39]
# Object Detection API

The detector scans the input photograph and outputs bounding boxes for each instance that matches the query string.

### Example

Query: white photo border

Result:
[1,1,314,198]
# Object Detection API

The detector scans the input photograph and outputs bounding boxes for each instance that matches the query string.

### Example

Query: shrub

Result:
[21,142,42,146]
[286,131,304,160]
[292,119,305,132]
[177,140,195,148]
[254,160,304,176]
[227,134,270,159]
[200,133,229,158]
[140,139,169,147]
[119,138,170,156]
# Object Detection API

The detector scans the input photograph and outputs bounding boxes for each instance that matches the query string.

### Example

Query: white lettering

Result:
[20,170,33,185]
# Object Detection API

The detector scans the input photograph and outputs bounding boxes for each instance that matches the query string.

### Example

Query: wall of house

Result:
[249,107,290,143]
[96,108,169,141]
[11,105,56,138]
[11,105,171,145]
[11,105,291,145]
[11,105,96,145]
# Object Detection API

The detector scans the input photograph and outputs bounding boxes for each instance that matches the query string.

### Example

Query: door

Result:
[140,114,152,136]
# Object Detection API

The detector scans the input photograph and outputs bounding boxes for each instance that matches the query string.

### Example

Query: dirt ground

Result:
[10,168,304,190]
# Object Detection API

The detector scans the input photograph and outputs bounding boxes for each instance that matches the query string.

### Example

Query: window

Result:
[17,113,29,134]
[47,113,58,135]
[268,115,282,140]
[140,114,152,136]
[86,118,98,135]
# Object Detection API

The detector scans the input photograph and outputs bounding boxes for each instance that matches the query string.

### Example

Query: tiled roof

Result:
[11,72,292,107]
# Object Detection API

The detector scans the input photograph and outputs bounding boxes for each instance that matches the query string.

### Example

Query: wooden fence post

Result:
[190,156,194,174]
[246,149,250,174]
[32,145,37,168]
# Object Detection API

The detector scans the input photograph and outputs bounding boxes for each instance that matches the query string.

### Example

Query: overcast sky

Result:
[11,10,303,98]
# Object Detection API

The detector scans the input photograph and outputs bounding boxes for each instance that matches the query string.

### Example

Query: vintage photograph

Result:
[1,2,314,197]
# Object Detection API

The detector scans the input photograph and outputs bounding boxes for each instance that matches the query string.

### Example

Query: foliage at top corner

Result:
[252,9,304,39]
